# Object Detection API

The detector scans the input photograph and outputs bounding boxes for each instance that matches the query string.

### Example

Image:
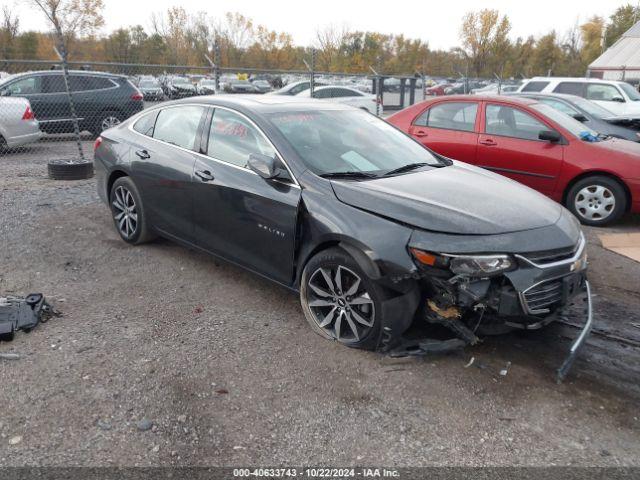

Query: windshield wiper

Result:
[383,162,430,177]
[319,171,379,180]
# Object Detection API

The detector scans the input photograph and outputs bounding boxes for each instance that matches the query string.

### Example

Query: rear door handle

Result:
[414,130,428,138]
[135,149,150,159]
[479,139,497,146]
[195,169,214,182]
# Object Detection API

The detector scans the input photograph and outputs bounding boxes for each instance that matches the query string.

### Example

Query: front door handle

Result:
[135,149,150,159]
[479,138,497,146]
[195,169,214,182]
[414,129,428,138]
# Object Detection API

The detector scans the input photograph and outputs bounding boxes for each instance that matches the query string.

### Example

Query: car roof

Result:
[435,94,539,105]
[526,77,624,85]
[171,94,353,113]
[515,92,584,103]
[5,70,126,79]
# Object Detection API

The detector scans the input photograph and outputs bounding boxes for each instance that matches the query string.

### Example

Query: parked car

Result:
[517,77,640,116]
[94,96,590,357]
[138,78,165,101]
[196,78,217,95]
[0,97,42,150]
[252,79,272,93]
[388,95,640,226]
[270,80,324,96]
[164,76,197,99]
[224,79,258,94]
[425,82,452,96]
[296,85,382,114]
[515,93,640,142]
[0,70,144,136]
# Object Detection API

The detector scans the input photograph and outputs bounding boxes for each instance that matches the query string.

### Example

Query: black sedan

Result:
[516,93,640,142]
[94,96,590,357]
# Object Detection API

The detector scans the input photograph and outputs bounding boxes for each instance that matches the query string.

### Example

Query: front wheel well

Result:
[562,171,631,212]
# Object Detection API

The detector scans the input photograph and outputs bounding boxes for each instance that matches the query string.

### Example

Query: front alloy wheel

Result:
[306,266,375,343]
[301,248,383,349]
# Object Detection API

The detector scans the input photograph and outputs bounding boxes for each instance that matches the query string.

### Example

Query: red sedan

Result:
[388,95,640,226]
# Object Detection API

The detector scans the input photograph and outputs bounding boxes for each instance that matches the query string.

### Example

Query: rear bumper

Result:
[5,129,42,147]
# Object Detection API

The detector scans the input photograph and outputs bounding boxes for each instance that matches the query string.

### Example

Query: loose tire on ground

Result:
[47,160,94,180]
[566,175,627,226]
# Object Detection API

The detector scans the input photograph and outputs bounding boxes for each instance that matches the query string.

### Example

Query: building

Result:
[589,21,640,83]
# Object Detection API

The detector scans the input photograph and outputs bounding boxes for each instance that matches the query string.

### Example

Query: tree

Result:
[0,7,20,59]
[530,32,563,76]
[29,0,104,162]
[604,4,640,48]
[459,9,511,77]
[581,16,605,66]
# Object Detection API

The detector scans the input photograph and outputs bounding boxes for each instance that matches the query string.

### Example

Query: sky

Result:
[4,0,637,49]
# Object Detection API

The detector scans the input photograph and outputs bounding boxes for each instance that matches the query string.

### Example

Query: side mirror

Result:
[612,96,625,103]
[248,153,277,179]
[572,113,588,122]
[539,130,562,143]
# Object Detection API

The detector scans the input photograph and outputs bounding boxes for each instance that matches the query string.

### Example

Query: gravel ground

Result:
[1,140,640,467]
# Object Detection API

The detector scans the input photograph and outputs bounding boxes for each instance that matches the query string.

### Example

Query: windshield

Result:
[173,78,189,84]
[573,97,615,118]
[532,103,601,140]
[267,109,443,177]
[140,81,159,88]
[201,80,215,85]
[619,82,640,101]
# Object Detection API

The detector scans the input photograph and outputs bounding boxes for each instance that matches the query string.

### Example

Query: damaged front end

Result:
[385,231,591,381]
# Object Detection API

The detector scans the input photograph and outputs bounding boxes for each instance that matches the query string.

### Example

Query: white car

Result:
[517,77,640,116]
[0,97,42,150]
[270,80,324,96]
[296,85,382,115]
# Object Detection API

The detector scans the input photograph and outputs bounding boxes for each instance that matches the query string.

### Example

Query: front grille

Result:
[522,244,578,264]
[523,279,563,313]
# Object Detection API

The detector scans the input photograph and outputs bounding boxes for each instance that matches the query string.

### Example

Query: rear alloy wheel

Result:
[566,176,626,226]
[94,111,122,136]
[300,248,382,349]
[109,176,155,245]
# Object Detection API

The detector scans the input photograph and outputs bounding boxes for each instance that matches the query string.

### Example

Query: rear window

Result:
[132,111,158,137]
[415,102,478,132]
[521,81,550,92]
[153,106,205,150]
[85,76,115,90]
[553,82,584,96]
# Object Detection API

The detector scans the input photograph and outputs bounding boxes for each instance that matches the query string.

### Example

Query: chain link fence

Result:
[0,58,515,160]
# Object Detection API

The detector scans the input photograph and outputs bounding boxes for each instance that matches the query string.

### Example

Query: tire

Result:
[47,160,94,180]
[300,247,384,350]
[566,176,627,226]
[109,176,156,245]
[92,110,123,136]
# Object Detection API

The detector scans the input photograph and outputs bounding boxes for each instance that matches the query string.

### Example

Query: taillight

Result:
[94,136,103,152]
[22,106,35,120]
[131,92,143,101]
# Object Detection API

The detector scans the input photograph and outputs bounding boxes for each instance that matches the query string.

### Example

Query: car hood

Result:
[330,162,564,235]
[589,137,640,156]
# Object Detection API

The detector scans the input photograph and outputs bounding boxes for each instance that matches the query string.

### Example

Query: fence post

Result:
[53,44,84,162]
[214,44,221,91]
[310,48,316,97]
[369,66,382,117]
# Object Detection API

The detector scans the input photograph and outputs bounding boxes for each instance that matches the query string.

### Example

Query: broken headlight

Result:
[448,255,515,276]
[410,248,515,277]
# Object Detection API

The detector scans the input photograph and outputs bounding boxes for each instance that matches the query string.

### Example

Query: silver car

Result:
[0,97,42,149]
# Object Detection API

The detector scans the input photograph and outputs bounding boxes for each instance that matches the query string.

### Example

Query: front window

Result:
[586,84,624,102]
[1,76,41,95]
[207,108,276,168]
[619,82,640,101]
[485,104,548,141]
[572,97,615,118]
[521,81,549,92]
[267,109,443,177]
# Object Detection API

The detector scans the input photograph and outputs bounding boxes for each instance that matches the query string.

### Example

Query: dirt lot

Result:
[1,139,640,467]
